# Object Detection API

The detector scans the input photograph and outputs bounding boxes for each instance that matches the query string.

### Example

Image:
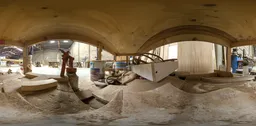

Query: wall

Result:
[148,43,178,60]
[69,42,113,61]
[32,49,61,65]
[33,42,114,66]
[70,42,90,62]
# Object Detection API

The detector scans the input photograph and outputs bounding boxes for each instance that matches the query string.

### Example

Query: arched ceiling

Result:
[1,0,256,54]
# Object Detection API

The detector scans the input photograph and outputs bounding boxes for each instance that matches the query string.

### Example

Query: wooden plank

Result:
[20,79,58,92]
[226,47,231,72]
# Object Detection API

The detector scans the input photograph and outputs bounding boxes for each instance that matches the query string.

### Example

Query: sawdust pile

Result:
[74,81,256,125]
[0,92,44,123]
[92,76,185,102]
[1,72,256,125]
[21,78,89,114]
[0,73,89,115]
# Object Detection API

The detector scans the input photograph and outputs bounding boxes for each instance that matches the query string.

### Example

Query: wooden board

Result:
[20,79,58,92]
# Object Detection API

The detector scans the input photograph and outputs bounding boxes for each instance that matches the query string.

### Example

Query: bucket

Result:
[114,62,127,70]
[90,60,105,81]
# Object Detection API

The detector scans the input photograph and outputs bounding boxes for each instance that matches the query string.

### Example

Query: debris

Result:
[7,69,12,74]
[106,71,137,85]
[75,89,93,101]
[35,62,41,67]
[201,76,254,83]
[118,71,137,84]
[214,70,233,77]
[94,81,108,88]
[88,98,106,109]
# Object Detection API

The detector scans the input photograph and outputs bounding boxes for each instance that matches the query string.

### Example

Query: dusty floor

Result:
[1,70,256,125]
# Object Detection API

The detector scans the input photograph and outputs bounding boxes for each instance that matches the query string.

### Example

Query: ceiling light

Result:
[63,40,69,43]
[50,40,55,43]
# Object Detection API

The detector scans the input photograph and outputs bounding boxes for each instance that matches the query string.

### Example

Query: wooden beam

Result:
[116,53,143,56]
[226,47,231,72]
[113,55,116,61]
[231,41,256,47]
[126,56,129,65]
[97,44,102,60]
[0,40,25,47]
[23,45,28,74]
[88,45,91,61]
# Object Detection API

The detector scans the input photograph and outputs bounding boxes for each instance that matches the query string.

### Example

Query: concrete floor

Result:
[32,66,90,77]
[2,118,256,126]
[0,65,90,76]
[0,65,21,73]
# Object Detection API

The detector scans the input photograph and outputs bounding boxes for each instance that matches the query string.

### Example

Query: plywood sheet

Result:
[178,41,214,74]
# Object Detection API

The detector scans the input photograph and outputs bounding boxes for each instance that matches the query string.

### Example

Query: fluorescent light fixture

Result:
[50,40,55,43]
[63,40,69,43]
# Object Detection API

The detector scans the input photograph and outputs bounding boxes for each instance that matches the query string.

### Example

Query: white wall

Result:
[69,42,113,61]
[33,42,114,66]
[168,43,178,59]
[70,42,90,62]
[32,49,61,65]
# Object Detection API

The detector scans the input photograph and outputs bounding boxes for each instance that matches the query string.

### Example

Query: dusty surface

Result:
[2,1,256,53]
[1,73,256,125]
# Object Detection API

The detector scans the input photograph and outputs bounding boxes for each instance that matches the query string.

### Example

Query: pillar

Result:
[97,44,102,60]
[126,56,129,65]
[226,47,231,72]
[113,55,116,61]
[23,45,33,74]
[27,46,33,72]
[215,44,223,70]
[23,45,28,74]
[78,42,80,62]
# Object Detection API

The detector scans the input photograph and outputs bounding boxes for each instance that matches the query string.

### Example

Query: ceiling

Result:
[1,0,256,54]
[33,40,74,51]
[0,46,23,59]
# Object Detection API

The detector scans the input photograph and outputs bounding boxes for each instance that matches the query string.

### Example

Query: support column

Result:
[97,44,102,60]
[23,45,28,74]
[215,44,223,70]
[78,42,80,62]
[126,56,129,65]
[23,45,33,74]
[226,47,231,72]
[27,46,33,72]
[113,55,116,61]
